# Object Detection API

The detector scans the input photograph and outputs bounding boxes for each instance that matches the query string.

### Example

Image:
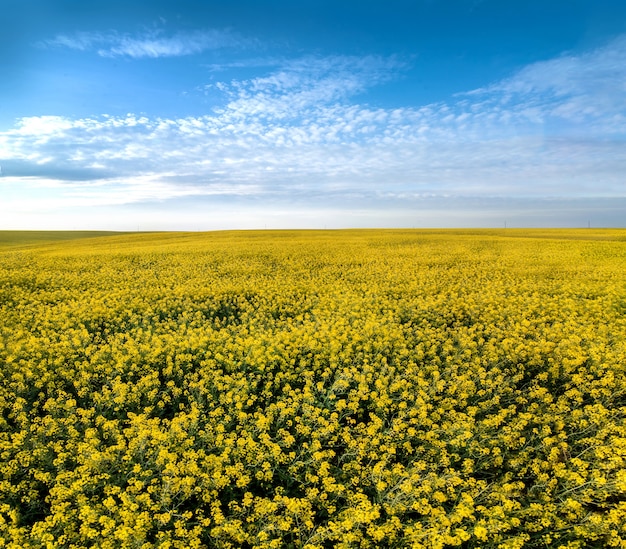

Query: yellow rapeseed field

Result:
[0,229,625,548]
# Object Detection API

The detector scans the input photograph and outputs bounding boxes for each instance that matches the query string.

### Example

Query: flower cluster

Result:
[0,229,625,548]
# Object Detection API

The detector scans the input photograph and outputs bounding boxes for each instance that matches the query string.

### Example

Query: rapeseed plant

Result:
[0,229,624,548]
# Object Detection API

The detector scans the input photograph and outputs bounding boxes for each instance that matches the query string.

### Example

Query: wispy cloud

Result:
[460,35,626,134]
[3,36,626,228]
[42,28,247,58]
[205,55,404,121]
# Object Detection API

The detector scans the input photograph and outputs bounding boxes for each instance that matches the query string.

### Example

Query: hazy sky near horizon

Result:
[1,0,625,230]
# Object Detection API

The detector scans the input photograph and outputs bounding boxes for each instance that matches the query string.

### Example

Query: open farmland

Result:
[0,229,625,548]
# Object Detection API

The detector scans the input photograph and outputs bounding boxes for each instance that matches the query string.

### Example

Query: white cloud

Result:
[13,115,75,135]
[462,35,626,134]
[3,37,626,229]
[41,32,105,52]
[43,28,246,58]
[210,55,403,121]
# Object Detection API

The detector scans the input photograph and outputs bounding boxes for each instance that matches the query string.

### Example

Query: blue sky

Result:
[1,0,625,230]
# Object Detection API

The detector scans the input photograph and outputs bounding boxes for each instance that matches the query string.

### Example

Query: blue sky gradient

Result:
[1,0,625,229]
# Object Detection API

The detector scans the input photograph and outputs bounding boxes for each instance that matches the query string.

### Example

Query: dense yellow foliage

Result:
[1,229,625,548]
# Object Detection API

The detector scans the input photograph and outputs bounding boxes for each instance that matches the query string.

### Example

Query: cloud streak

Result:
[209,55,405,120]
[461,35,626,135]
[42,28,247,58]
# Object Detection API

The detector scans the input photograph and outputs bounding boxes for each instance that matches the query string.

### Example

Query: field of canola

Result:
[1,229,625,549]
